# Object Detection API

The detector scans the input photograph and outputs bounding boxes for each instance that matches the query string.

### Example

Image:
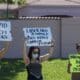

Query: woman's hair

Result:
[76,43,80,50]
[28,46,40,61]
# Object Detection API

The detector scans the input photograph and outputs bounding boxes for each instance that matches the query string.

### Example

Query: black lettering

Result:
[36,29,39,32]
[35,32,45,35]
[31,32,34,35]
[30,40,37,43]
[29,29,35,33]
[0,23,7,28]
[1,35,7,39]
[40,29,45,32]
[46,32,48,35]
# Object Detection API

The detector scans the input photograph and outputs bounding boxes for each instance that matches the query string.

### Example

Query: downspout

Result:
[59,17,62,58]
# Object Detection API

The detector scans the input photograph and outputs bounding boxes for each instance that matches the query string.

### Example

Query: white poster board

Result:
[23,27,52,46]
[0,21,12,41]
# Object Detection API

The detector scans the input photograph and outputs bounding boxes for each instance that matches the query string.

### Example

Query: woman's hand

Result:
[50,40,55,47]
[40,40,55,62]
[23,41,30,65]
[25,56,30,65]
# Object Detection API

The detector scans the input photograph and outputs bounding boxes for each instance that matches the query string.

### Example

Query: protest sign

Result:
[69,54,80,73]
[0,21,12,41]
[23,27,52,46]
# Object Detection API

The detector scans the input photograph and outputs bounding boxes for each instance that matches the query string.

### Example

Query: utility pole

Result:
[6,0,9,19]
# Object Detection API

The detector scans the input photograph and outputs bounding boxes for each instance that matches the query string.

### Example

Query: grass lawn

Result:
[0,59,71,80]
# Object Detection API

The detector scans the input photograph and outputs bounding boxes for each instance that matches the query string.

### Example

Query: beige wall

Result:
[62,17,80,58]
[1,17,80,58]
[0,19,60,58]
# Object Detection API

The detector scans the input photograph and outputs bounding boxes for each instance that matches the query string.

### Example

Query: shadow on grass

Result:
[0,59,25,80]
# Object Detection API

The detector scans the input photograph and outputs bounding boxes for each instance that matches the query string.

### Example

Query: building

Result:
[0,0,80,58]
[19,0,80,17]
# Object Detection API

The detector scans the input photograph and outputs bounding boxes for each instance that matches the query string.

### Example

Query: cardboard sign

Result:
[0,21,12,41]
[23,27,52,46]
[69,54,80,73]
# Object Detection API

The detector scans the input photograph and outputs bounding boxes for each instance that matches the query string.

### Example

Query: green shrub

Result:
[17,0,26,5]
[0,0,6,3]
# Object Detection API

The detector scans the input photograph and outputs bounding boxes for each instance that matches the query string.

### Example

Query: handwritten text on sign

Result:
[23,27,52,46]
[69,54,80,73]
[0,21,12,41]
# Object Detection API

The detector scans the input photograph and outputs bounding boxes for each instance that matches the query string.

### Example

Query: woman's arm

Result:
[0,42,10,59]
[23,42,30,65]
[40,41,55,62]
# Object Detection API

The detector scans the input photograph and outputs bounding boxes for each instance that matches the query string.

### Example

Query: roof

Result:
[0,4,18,10]
[27,0,80,6]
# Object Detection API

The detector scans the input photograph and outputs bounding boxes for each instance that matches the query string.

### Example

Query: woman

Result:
[23,41,54,80]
